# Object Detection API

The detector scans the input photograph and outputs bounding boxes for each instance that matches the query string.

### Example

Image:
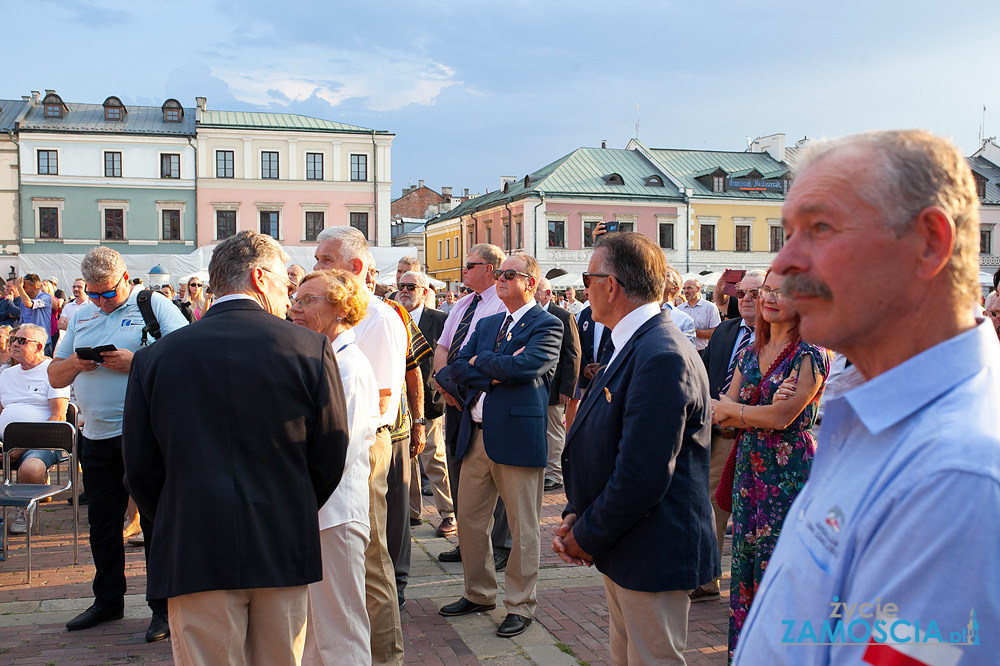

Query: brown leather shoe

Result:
[435,517,457,537]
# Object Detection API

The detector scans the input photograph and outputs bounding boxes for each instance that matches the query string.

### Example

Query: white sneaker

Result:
[8,508,27,535]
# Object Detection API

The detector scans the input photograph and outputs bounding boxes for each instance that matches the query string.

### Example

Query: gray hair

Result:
[400,270,429,289]
[17,323,48,343]
[469,243,505,270]
[316,226,370,266]
[209,231,289,296]
[398,255,420,271]
[594,232,666,305]
[745,269,767,280]
[795,130,980,305]
[510,252,541,292]
[80,247,126,284]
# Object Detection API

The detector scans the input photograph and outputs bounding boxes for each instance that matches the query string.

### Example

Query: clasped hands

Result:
[551,513,593,567]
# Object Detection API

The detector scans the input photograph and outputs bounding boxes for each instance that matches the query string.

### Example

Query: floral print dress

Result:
[728,340,830,661]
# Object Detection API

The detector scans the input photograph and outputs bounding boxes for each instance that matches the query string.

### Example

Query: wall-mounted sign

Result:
[727,178,784,192]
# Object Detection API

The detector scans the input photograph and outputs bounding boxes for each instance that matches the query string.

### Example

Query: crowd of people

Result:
[2,128,998,666]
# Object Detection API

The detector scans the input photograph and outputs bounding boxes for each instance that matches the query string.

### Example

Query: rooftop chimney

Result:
[30,91,39,105]
[441,186,452,198]
[602,140,607,149]
[464,188,469,197]
[196,97,207,111]
[418,179,424,189]
[44,89,56,96]
[21,96,29,103]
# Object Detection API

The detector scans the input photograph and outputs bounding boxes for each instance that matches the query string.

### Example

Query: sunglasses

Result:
[735,288,760,300]
[10,336,40,345]
[582,272,612,289]
[759,286,786,301]
[465,262,487,270]
[86,275,125,300]
[188,282,202,288]
[397,283,420,291]
[492,269,532,281]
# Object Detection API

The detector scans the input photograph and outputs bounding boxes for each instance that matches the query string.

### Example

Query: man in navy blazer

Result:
[554,232,718,665]
[438,252,562,639]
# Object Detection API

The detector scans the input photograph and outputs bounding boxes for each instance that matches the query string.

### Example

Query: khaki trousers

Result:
[457,426,544,618]
[544,404,567,484]
[364,428,403,666]
[168,586,308,666]
[604,578,691,666]
[303,522,371,666]
[408,416,454,520]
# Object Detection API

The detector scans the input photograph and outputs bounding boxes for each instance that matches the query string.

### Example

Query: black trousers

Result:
[388,434,412,596]
[80,435,166,614]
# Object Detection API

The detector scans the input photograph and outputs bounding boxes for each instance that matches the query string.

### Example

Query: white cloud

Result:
[213,45,461,112]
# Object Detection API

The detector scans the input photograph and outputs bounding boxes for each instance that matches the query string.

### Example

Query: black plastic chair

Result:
[52,403,79,485]
[1,421,78,583]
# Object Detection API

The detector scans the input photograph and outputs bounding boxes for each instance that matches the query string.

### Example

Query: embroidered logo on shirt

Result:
[825,506,843,533]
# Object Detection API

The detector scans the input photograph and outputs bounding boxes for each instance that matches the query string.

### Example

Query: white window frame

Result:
[546,213,568,248]
[302,203,330,242]
[581,214,604,248]
[697,216,719,251]
[213,203,241,241]
[156,201,187,242]
[31,198,64,241]
[98,199,130,242]
[157,151,181,179]
[437,240,443,261]
[256,203,284,241]
[656,214,677,250]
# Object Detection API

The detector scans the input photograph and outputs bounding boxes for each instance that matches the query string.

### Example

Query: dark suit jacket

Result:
[544,303,581,405]
[563,311,719,592]
[446,304,562,466]
[702,316,746,400]
[123,299,351,599]
[576,306,612,390]
[416,307,448,420]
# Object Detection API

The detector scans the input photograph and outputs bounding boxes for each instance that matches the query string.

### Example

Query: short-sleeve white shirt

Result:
[0,359,70,436]
[353,290,407,428]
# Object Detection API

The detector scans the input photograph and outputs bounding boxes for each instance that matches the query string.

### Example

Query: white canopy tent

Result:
[548,273,584,289]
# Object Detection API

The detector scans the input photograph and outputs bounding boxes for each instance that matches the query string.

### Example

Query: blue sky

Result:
[7,0,999,198]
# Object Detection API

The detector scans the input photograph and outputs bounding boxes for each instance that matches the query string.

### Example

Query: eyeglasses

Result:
[759,286,786,302]
[735,288,760,300]
[291,294,325,307]
[10,336,40,345]
[86,275,125,300]
[987,310,1000,317]
[398,283,420,292]
[188,282,202,288]
[582,272,613,289]
[464,262,487,271]
[492,269,532,281]
[261,267,294,295]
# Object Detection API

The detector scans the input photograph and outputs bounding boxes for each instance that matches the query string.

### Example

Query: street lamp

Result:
[147,264,171,289]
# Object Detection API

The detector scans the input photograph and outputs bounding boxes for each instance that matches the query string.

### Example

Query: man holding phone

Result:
[48,247,188,643]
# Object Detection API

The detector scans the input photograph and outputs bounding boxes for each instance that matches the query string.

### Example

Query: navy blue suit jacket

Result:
[563,311,719,592]
[448,304,562,467]
[577,306,612,390]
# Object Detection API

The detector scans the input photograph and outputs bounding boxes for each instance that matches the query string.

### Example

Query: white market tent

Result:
[548,273,583,289]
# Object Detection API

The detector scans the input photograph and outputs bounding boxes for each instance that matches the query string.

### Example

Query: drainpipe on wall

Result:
[10,130,21,257]
[531,192,545,260]
[371,131,378,245]
[684,188,692,273]
[188,137,197,252]
[504,198,514,252]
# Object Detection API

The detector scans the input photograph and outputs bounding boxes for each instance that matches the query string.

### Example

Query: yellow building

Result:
[424,216,463,288]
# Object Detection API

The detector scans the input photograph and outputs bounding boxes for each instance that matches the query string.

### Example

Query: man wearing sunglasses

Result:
[438,253,562,639]
[693,268,766,604]
[48,247,188,643]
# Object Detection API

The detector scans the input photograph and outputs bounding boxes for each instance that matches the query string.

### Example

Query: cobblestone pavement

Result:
[0,487,729,665]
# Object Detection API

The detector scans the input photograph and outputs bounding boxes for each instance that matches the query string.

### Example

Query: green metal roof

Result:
[428,147,683,226]
[199,110,389,134]
[636,142,789,200]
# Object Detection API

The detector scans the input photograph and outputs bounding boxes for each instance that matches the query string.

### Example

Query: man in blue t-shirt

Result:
[49,247,187,644]
[14,274,51,349]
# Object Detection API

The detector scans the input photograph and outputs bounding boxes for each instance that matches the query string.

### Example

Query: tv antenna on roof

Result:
[635,102,640,140]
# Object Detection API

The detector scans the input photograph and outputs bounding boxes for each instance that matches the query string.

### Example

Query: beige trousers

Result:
[364,428,403,666]
[605,578,691,666]
[168,586,308,666]
[408,416,454,520]
[457,426,544,618]
[303,521,371,666]
[544,404,567,484]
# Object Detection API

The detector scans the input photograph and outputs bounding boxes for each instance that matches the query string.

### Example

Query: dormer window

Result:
[604,173,625,185]
[42,92,66,118]
[712,175,725,193]
[103,96,126,121]
[44,104,61,118]
[162,99,183,123]
[645,175,664,187]
[975,174,987,199]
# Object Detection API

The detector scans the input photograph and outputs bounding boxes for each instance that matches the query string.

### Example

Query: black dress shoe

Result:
[66,605,124,631]
[439,597,496,617]
[497,613,532,637]
[409,517,422,527]
[145,613,170,642]
[494,551,509,572]
[543,478,563,492]
[438,545,462,562]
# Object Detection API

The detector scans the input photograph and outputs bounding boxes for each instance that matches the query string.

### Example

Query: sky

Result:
[6,0,1000,199]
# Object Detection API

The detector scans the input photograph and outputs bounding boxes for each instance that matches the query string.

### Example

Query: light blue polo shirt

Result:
[734,321,1000,664]
[55,286,188,439]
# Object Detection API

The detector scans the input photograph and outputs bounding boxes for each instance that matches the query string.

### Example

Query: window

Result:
[583,219,600,248]
[305,211,324,242]
[976,176,988,199]
[164,108,180,122]
[350,154,367,181]
[39,207,59,239]
[658,223,674,249]
[306,153,324,180]
[770,226,785,252]
[104,209,125,240]
[38,150,58,175]
[105,106,122,121]
[44,104,62,118]
[160,153,180,179]
[216,150,234,178]
[700,224,716,251]
[445,238,451,259]
[514,222,522,249]
[485,225,492,245]
[468,224,476,250]
[261,152,279,179]
[350,212,369,239]
[104,152,121,178]
[454,234,460,257]
[604,173,624,185]
[260,211,280,238]
[162,209,181,240]
[645,175,664,187]
[548,219,565,247]
[618,221,635,233]
[981,228,993,254]
[735,225,751,252]
[502,221,510,252]
[216,210,237,239]
[712,176,725,193]
[437,240,443,261]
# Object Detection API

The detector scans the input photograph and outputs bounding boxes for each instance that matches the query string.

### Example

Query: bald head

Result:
[535,276,553,306]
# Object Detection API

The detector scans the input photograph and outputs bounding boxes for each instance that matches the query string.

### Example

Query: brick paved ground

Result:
[0,486,729,665]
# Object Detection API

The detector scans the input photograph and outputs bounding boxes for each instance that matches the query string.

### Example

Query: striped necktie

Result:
[721,327,752,395]
[447,293,482,363]
[494,315,513,351]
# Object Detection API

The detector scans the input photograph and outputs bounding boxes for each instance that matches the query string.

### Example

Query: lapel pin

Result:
[507,332,512,341]
[604,387,612,402]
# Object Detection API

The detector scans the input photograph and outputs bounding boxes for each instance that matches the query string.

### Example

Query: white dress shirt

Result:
[353,290,407,428]
[608,302,662,364]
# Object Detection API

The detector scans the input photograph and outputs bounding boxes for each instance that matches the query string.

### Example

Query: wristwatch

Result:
[413,418,428,426]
